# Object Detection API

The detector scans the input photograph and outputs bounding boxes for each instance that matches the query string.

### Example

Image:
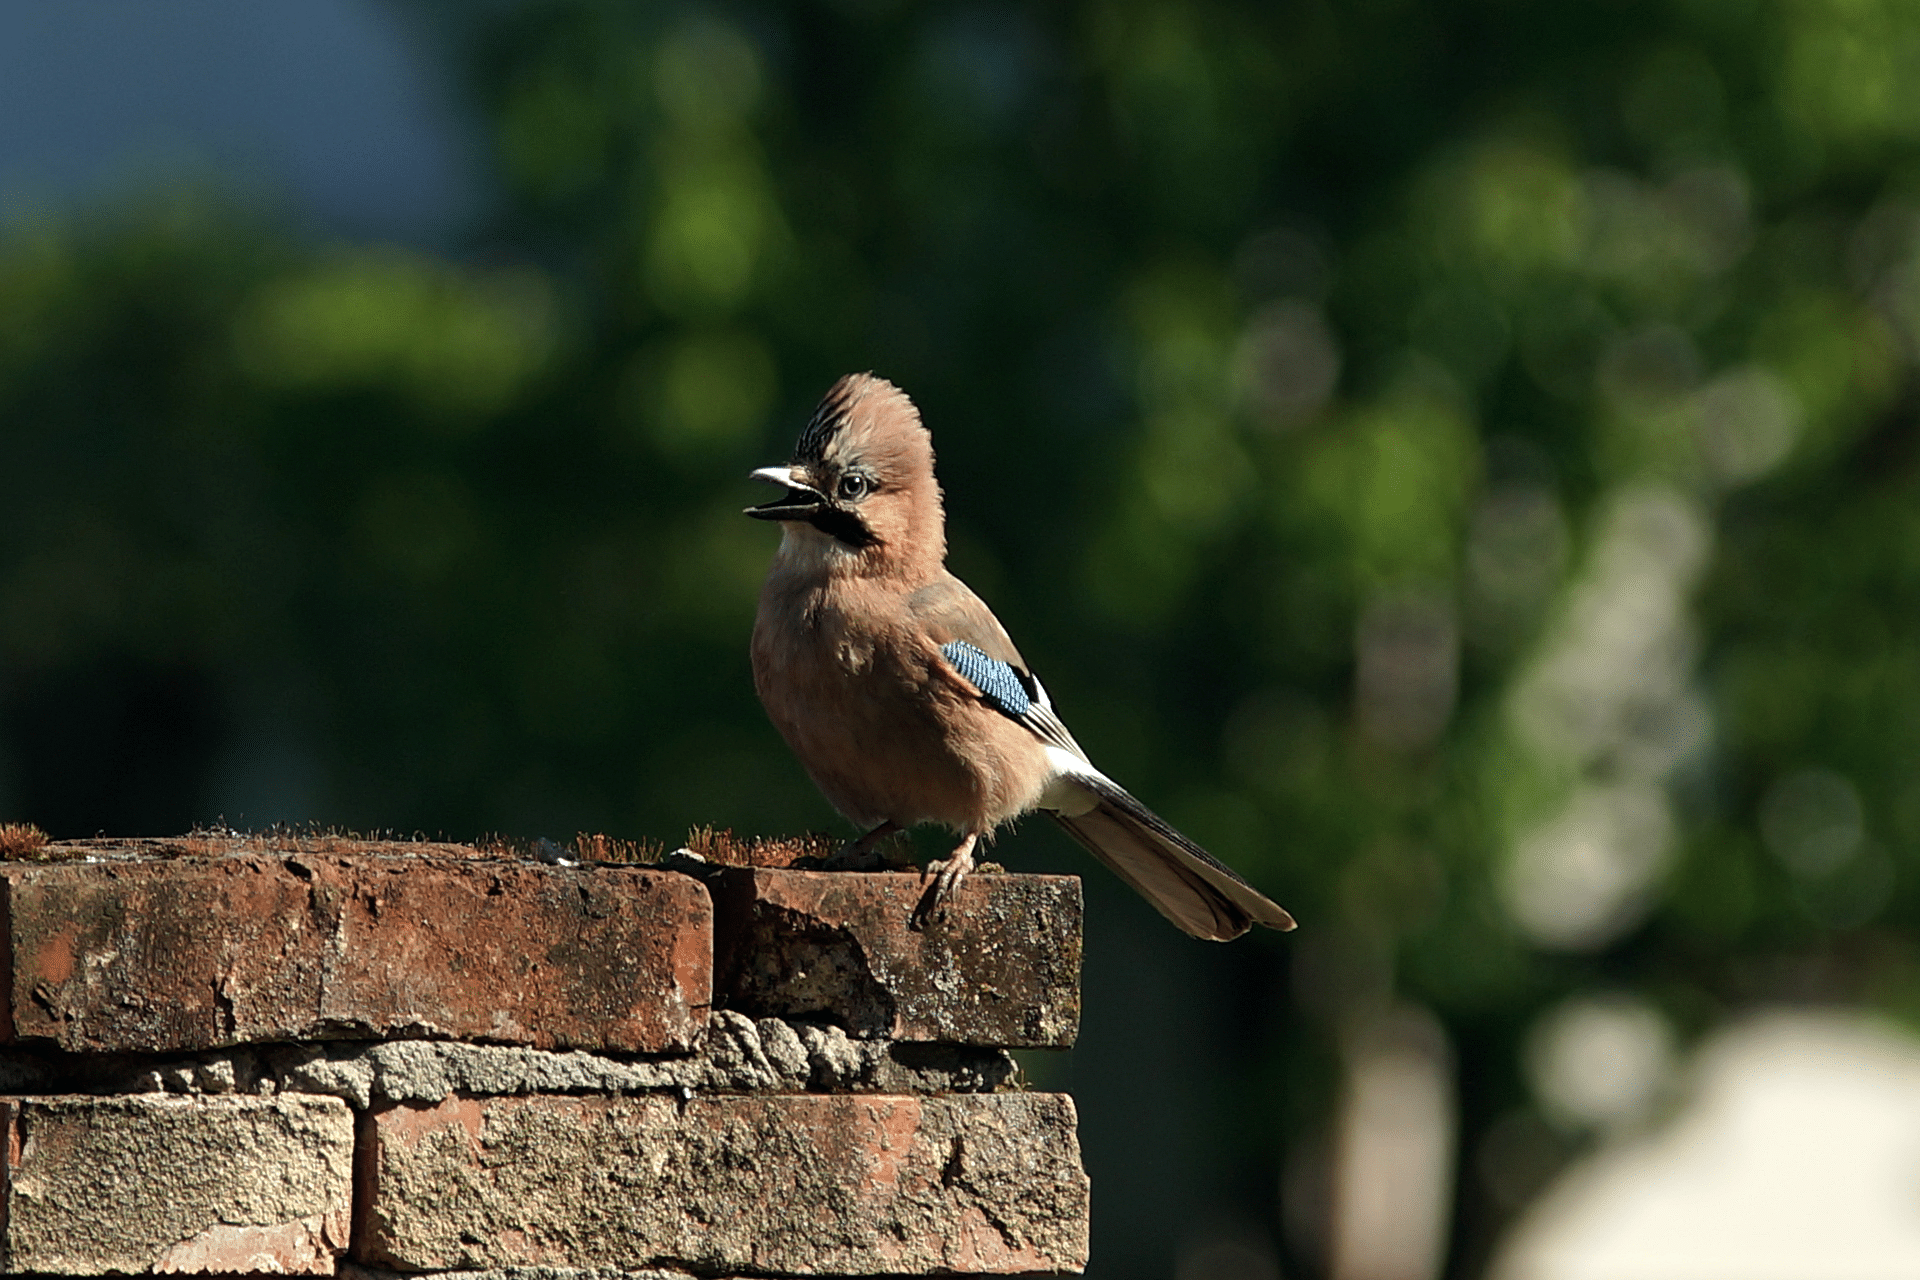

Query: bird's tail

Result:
[1046,773,1296,941]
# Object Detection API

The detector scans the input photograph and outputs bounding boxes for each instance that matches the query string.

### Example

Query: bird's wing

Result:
[909,573,1296,941]
[907,573,1086,759]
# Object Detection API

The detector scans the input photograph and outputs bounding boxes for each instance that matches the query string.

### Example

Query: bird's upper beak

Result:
[744,465,826,521]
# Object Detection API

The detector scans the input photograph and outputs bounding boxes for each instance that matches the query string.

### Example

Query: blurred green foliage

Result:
[5,1,1920,1275]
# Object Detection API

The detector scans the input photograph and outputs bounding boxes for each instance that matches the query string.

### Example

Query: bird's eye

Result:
[837,474,870,501]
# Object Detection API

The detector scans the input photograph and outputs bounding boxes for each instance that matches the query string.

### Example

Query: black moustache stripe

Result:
[808,505,877,549]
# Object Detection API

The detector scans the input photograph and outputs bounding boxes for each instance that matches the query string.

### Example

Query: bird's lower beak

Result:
[744,466,826,520]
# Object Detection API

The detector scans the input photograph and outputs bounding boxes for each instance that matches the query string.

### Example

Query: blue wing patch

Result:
[941,641,1033,719]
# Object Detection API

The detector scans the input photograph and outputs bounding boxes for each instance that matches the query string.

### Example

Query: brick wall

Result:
[0,835,1090,1278]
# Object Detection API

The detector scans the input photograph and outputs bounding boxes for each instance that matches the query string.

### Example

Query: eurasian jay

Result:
[745,372,1296,941]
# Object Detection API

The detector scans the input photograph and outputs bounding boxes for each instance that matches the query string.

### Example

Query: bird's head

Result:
[745,373,946,576]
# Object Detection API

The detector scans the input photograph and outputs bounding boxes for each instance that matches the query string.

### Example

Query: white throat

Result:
[773,520,856,574]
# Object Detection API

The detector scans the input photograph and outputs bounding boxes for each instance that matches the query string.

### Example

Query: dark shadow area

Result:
[3,655,226,838]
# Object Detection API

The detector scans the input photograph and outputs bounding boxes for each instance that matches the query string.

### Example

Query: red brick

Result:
[3,855,710,1054]
[710,869,1081,1048]
[358,1092,1088,1275]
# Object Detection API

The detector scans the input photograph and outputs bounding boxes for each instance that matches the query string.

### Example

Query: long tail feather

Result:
[1046,774,1296,941]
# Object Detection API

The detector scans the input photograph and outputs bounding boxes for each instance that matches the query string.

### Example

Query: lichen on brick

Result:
[0,842,1085,1278]
[3,854,713,1054]
[361,1093,1088,1275]
[4,1093,354,1275]
[711,868,1083,1048]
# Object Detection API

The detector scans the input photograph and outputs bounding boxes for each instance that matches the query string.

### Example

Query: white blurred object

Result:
[1330,1006,1456,1280]
[1492,1011,1920,1280]
[1508,487,1711,778]
[1502,487,1711,950]
[1693,366,1801,485]
[1502,782,1674,950]
[1526,993,1675,1130]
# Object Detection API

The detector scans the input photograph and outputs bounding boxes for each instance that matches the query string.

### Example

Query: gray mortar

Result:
[8,1011,1017,1106]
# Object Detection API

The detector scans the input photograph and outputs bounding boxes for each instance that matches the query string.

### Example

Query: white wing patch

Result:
[1038,746,1108,817]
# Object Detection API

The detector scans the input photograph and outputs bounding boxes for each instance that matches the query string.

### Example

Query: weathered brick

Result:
[1,1093,353,1274]
[4,856,711,1053]
[710,869,1081,1048]
[359,1092,1089,1276]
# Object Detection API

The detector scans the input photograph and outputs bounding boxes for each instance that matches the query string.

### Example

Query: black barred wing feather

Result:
[937,639,1085,759]
[940,640,1032,718]
[913,574,1086,758]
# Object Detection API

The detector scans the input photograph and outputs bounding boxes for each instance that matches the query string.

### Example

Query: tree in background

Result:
[3,1,1920,1275]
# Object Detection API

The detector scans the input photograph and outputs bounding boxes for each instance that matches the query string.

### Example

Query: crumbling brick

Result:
[710,868,1082,1048]
[0,839,1090,1277]
[1,1093,353,1274]
[358,1092,1089,1275]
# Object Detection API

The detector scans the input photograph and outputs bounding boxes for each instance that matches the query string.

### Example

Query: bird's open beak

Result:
[744,466,826,521]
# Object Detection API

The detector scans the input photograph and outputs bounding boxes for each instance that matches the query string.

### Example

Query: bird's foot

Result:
[824,821,905,871]
[910,833,978,931]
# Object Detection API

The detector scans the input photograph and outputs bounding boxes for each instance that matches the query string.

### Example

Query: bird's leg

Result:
[845,820,900,856]
[825,820,901,870]
[911,830,979,930]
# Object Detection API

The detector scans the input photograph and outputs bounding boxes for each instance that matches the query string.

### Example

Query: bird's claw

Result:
[909,837,977,931]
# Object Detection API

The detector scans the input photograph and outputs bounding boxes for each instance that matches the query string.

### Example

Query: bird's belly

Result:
[788,706,980,828]
[753,628,1048,832]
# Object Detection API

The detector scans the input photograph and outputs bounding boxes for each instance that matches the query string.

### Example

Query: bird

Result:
[744,372,1295,941]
